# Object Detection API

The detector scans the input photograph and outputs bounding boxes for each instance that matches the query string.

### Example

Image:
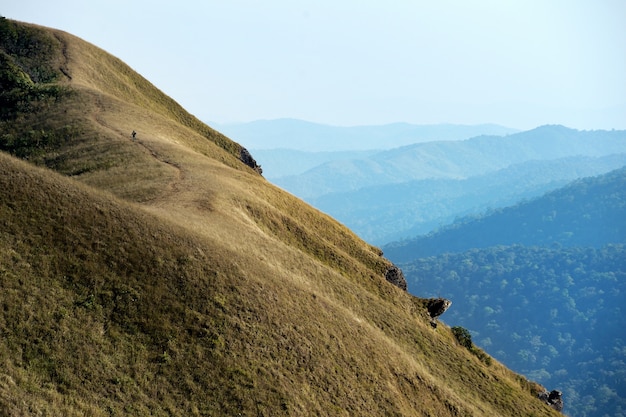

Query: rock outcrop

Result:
[384,264,407,291]
[426,298,451,328]
[240,147,263,174]
[538,389,563,412]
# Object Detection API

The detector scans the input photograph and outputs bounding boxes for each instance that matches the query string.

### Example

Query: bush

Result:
[452,326,473,350]
[451,326,493,365]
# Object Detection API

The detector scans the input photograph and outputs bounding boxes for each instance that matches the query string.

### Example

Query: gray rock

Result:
[426,298,452,319]
[538,389,563,412]
[426,298,451,328]
[240,147,263,174]
[385,264,407,291]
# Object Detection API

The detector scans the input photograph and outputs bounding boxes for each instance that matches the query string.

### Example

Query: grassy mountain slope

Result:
[1,19,560,416]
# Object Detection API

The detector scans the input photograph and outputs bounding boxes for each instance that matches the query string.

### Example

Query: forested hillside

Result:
[399,245,625,417]
[386,169,626,417]
[313,155,626,244]
[385,166,626,261]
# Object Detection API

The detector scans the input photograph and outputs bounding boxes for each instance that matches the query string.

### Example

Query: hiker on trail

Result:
[131,130,136,141]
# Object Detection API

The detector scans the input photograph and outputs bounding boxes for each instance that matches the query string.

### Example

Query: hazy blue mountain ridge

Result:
[384,166,626,261]
[313,154,626,244]
[248,149,379,178]
[272,125,626,199]
[215,118,519,152]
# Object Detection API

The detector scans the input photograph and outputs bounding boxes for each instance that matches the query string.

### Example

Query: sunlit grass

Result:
[0,19,561,416]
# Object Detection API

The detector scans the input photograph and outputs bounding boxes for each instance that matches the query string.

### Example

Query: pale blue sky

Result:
[3,0,625,130]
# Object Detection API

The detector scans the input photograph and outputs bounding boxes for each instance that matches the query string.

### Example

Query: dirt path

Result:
[88,91,187,200]
[135,139,185,194]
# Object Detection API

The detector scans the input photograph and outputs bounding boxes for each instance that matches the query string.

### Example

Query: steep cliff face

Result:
[0,18,562,416]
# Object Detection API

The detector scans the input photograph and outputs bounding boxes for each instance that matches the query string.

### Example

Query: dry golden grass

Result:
[0,20,562,416]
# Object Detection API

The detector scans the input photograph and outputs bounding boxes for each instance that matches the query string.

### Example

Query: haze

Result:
[4,0,625,130]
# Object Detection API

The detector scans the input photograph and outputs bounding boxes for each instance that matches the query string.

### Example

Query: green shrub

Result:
[452,326,493,366]
[451,326,473,350]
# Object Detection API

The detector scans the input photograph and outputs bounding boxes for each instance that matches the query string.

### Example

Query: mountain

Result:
[384,166,626,261]
[272,125,626,199]
[255,127,626,245]
[384,169,626,417]
[214,118,519,152]
[0,18,562,416]
[310,154,626,244]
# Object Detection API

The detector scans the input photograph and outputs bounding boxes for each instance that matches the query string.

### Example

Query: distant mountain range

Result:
[324,153,625,244]
[384,167,626,417]
[273,125,626,198]
[247,125,626,244]
[383,166,626,261]
[246,148,380,178]
[215,119,519,152]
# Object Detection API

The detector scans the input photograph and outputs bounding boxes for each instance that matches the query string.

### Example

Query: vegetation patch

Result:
[0,16,62,83]
[0,17,78,158]
[452,326,492,366]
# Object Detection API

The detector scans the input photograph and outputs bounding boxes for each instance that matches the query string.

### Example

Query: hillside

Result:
[0,18,562,416]
[397,245,626,417]
[384,166,626,261]
[383,169,626,417]
[311,154,626,244]
[271,126,626,199]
